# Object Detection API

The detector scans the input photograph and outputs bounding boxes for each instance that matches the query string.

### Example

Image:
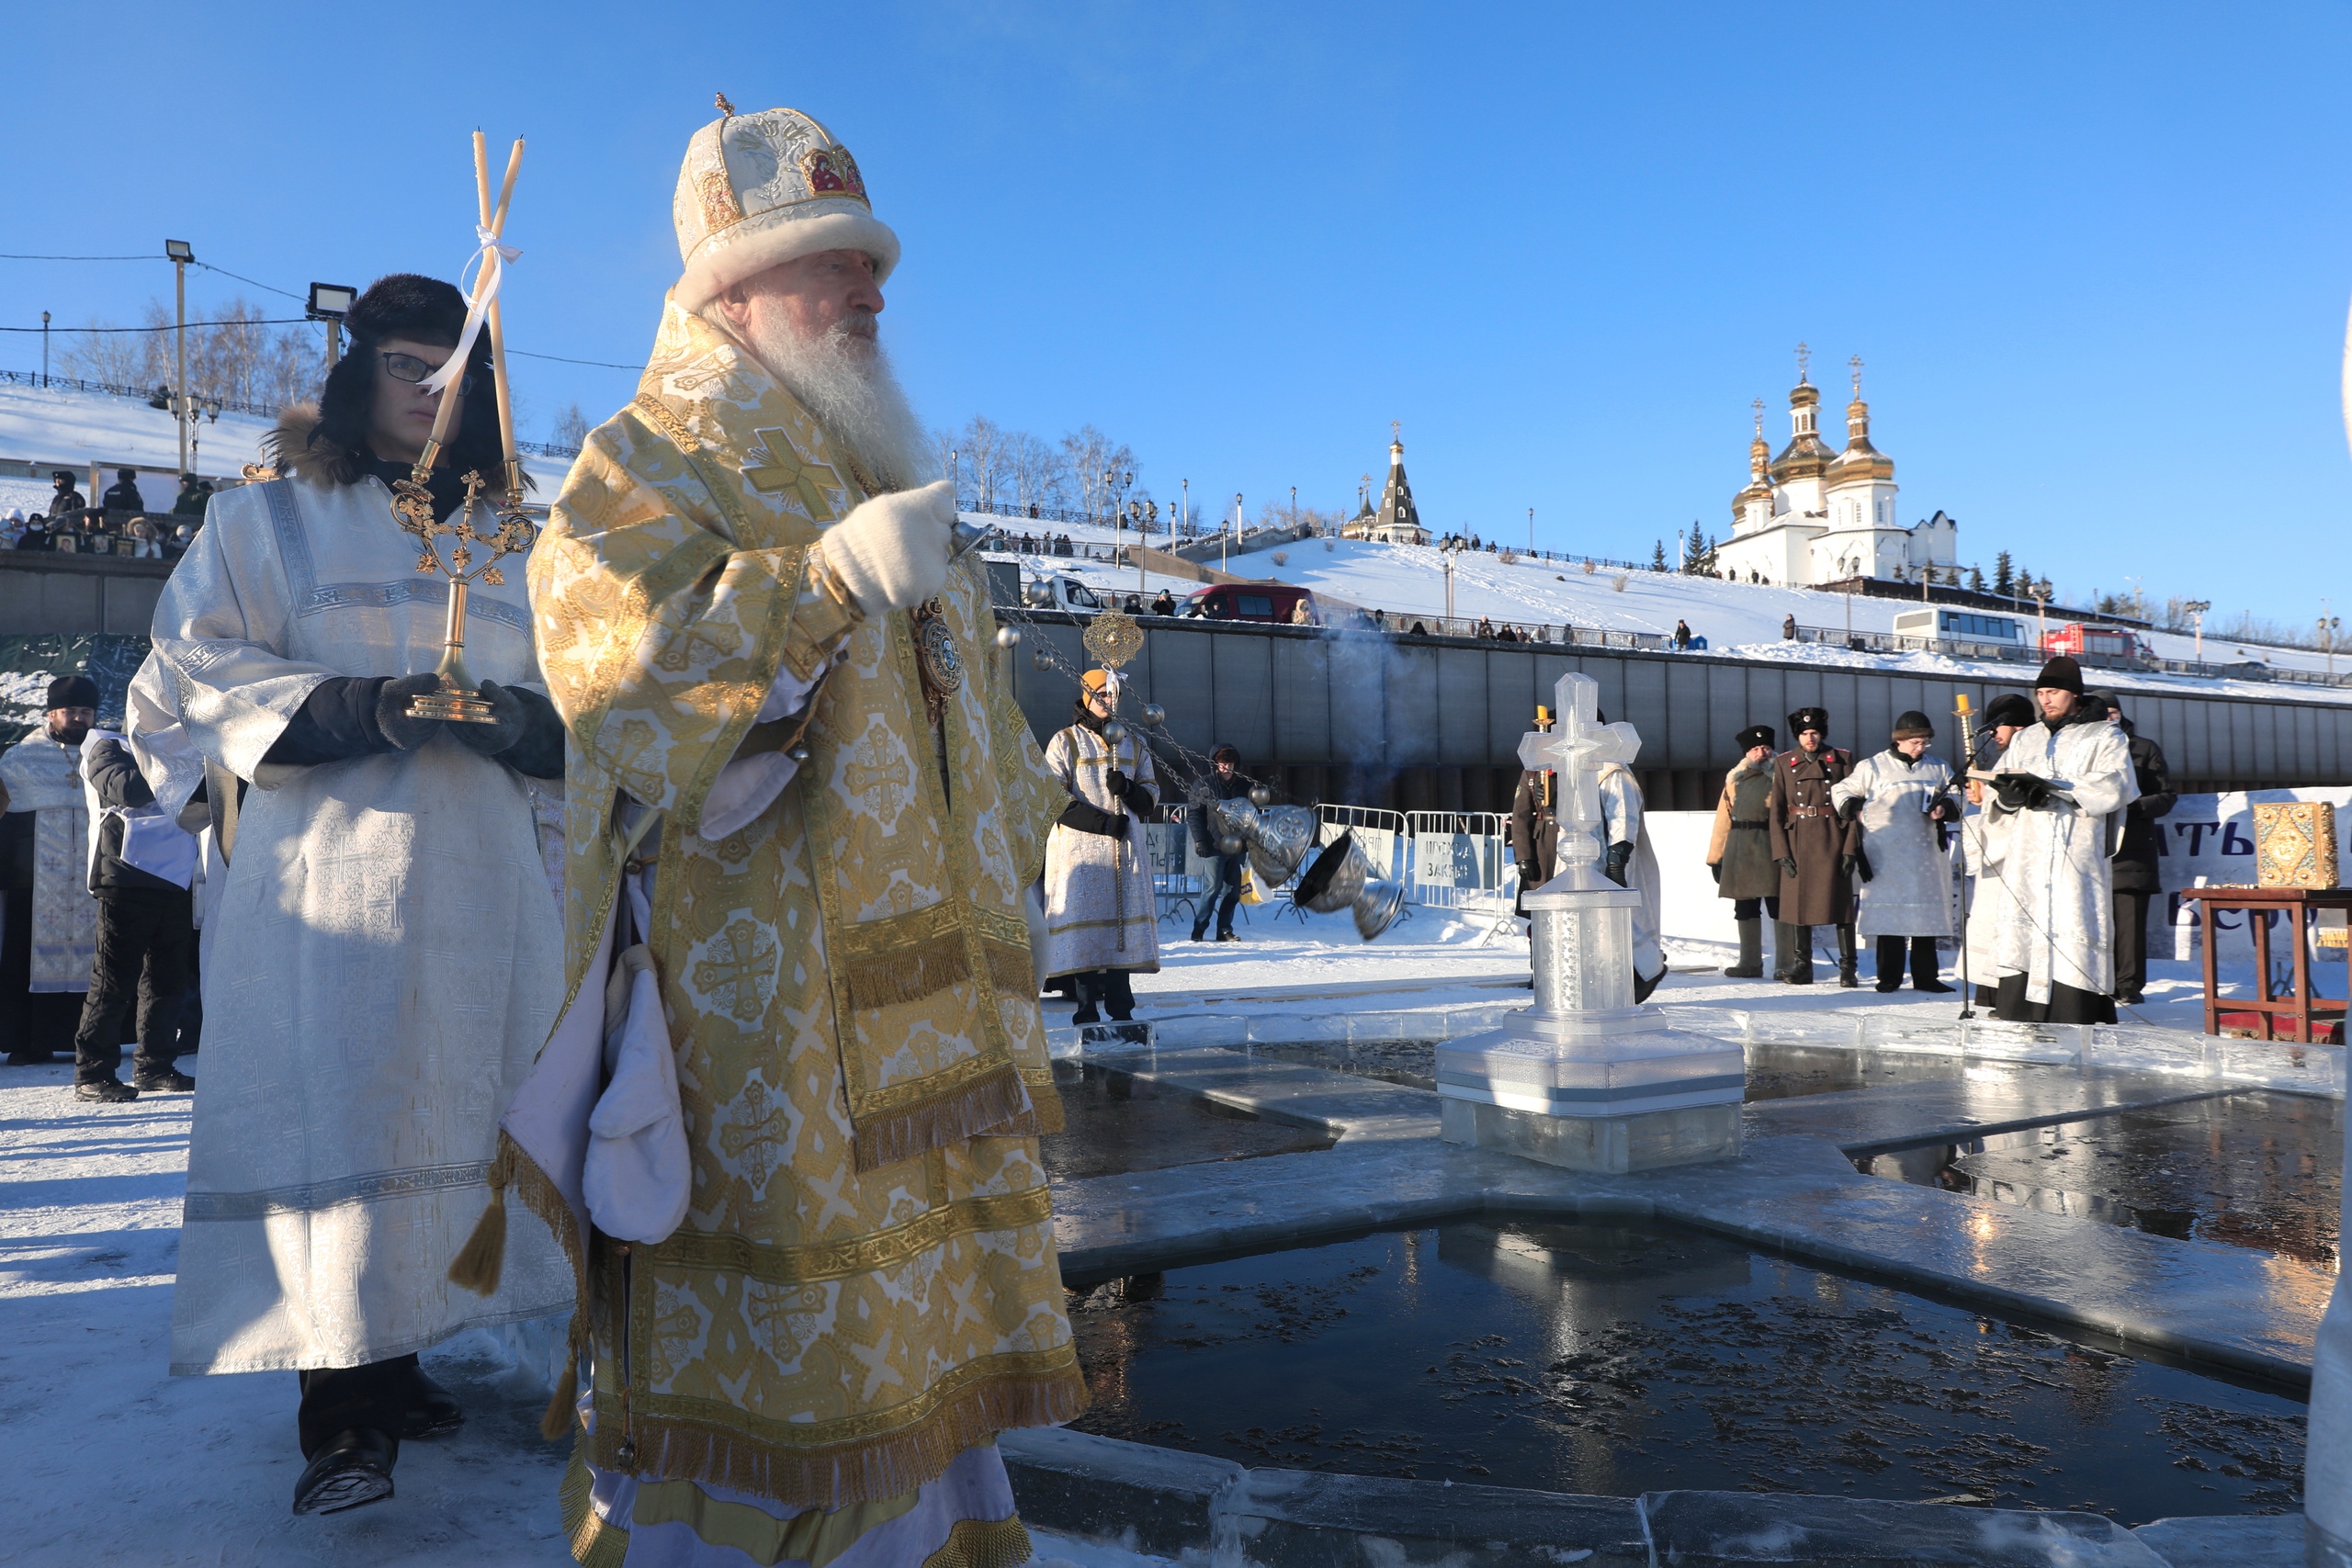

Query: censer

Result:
[389,131,537,723]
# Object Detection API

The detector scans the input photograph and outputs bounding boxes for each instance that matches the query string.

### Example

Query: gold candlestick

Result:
[390,133,531,724]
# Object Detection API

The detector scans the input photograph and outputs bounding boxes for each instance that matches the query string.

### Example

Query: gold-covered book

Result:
[2253,801,2339,889]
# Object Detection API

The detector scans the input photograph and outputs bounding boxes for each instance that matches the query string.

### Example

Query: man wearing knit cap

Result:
[0,674,102,1065]
[521,100,1080,1564]
[1832,711,1958,993]
[1979,655,2138,1023]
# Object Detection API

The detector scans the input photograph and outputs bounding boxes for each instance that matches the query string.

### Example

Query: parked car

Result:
[1183,582,1317,624]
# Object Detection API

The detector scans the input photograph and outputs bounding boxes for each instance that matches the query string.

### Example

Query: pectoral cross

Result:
[1517,671,1641,891]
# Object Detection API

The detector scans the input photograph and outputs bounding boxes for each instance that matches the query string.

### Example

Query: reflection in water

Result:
[1041,1061,1335,1183]
[1245,1037,2056,1105]
[1065,1221,2304,1522]
[1859,1090,2341,1271]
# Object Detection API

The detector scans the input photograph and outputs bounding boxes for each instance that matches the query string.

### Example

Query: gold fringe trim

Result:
[657,1186,1054,1283]
[560,1436,631,1568]
[842,928,972,1011]
[447,1138,518,1296]
[923,1517,1034,1568]
[591,1362,1088,1513]
[542,1310,589,1442]
[1017,1064,1065,1136]
[852,1061,1027,1173]
[980,937,1035,998]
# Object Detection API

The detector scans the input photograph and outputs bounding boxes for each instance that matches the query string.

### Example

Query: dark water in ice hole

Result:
[1040,1060,1334,1184]
[1065,1221,2304,1521]
[1860,1090,2342,1271]
[1240,1036,2043,1102]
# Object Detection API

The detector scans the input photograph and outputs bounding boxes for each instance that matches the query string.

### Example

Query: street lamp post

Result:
[1227,492,1239,573]
[2182,600,2211,665]
[1527,506,1533,555]
[40,311,50,387]
[2322,604,2340,682]
[306,282,356,374]
[164,239,194,479]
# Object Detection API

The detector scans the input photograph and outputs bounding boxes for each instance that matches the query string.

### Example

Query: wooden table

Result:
[2177,886,2352,1043]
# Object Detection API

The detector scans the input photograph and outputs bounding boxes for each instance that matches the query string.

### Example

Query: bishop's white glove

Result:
[818,479,956,615]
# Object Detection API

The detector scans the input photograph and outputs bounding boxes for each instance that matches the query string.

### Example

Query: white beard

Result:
[719,310,932,494]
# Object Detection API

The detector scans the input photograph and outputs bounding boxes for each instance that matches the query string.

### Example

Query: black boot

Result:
[1633,965,1666,1003]
[1780,925,1814,985]
[1874,935,1906,993]
[292,1427,397,1515]
[1724,919,1763,978]
[401,1364,464,1438]
[1837,925,1859,988]
[1911,937,1954,993]
[1102,970,1136,1022]
[1069,972,1102,1026]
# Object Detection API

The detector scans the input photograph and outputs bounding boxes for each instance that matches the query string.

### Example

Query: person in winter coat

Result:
[1706,724,1779,977]
[1833,712,1958,993]
[1594,708,1666,1001]
[173,474,210,515]
[1767,706,1861,986]
[1981,657,2139,1023]
[1187,744,1250,941]
[1039,667,1160,1023]
[1510,708,1562,920]
[1961,693,2034,1007]
[47,470,85,521]
[100,468,145,513]
[70,727,199,1101]
[2098,693,2176,1006]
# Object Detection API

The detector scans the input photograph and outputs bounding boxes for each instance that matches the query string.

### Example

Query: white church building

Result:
[1712,352,1957,588]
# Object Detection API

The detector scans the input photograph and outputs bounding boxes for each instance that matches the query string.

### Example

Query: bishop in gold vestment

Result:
[509,105,1082,1567]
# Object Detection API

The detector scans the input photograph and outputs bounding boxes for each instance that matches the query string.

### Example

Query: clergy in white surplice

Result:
[0,674,100,1064]
[153,274,572,1517]
[1980,656,2138,1025]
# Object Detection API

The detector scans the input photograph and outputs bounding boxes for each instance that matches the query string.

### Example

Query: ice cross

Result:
[1517,671,1642,890]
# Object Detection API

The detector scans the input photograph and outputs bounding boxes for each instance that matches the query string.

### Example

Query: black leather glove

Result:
[1837,795,1863,822]
[1993,773,2052,811]
[1603,840,1633,887]
[501,685,567,779]
[448,679,526,756]
[1106,767,1155,818]
[1845,849,1873,883]
[1057,798,1129,838]
[374,674,446,751]
[1709,862,1722,886]
[1779,857,1800,880]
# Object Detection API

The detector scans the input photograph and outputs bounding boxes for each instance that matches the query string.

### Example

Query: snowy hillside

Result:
[0,382,572,498]
[979,525,2352,707]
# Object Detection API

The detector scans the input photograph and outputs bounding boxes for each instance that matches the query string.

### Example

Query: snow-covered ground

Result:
[984,528,2352,705]
[0,381,571,496]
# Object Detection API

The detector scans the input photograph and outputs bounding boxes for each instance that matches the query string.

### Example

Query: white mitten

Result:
[818,479,956,615]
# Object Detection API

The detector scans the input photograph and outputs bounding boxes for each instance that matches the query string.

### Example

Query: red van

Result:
[1184,583,1317,624]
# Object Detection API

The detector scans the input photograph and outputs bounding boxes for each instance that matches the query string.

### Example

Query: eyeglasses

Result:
[378,352,474,396]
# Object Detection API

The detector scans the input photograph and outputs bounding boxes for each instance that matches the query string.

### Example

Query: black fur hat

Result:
[1735,724,1775,753]
[274,273,504,487]
[1787,705,1829,737]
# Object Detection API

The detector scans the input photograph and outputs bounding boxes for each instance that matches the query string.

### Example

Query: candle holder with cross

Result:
[390,468,537,722]
[1434,671,1746,1173]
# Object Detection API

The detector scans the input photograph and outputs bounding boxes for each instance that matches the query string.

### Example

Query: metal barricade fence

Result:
[1317,803,1408,884]
[1403,809,1512,911]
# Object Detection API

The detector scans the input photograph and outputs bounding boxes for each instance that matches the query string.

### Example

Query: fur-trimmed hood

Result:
[264,402,370,487]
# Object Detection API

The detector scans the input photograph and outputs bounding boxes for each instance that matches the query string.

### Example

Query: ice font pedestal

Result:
[1436,671,1745,1172]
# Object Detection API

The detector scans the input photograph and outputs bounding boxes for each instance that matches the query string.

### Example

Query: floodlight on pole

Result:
[165,241,194,478]
[307,282,357,371]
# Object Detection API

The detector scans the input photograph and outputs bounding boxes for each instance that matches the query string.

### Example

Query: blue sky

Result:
[7,3,2349,625]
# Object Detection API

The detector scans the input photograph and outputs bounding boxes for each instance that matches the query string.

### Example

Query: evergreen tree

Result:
[1967,564,1986,592]
[1650,539,1669,571]
[1992,551,2014,597]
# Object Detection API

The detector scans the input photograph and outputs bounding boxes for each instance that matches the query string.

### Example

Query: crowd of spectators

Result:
[2,468,207,558]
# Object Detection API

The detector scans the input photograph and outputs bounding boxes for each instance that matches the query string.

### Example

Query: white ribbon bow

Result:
[421,224,522,395]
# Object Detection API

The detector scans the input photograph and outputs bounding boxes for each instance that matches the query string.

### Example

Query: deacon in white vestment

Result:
[1596,754,1665,1000]
[1040,666,1160,1023]
[153,274,572,1516]
[1980,658,2138,1024]
[1830,710,1958,994]
[0,675,101,1063]
[1958,694,2034,1007]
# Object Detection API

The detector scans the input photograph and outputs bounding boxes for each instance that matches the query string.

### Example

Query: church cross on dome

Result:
[1794,341,1811,382]
[1751,398,1764,437]
[1849,355,1864,400]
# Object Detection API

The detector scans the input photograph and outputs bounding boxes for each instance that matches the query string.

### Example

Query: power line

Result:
[508,347,646,371]
[1,318,311,333]
[194,262,307,303]
[0,252,159,261]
